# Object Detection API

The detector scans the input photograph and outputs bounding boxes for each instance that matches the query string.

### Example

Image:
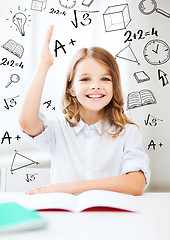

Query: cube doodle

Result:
[103,4,131,32]
[31,0,47,11]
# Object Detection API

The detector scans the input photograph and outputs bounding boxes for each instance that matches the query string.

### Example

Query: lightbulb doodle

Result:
[6,6,31,36]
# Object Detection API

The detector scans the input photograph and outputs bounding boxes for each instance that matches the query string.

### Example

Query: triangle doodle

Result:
[10,150,40,174]
[115,44,140,64]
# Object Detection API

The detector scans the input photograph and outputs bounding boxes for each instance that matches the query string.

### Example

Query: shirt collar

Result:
[73,118,112,135]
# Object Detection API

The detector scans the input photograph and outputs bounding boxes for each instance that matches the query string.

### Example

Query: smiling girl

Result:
[19,25,150,195]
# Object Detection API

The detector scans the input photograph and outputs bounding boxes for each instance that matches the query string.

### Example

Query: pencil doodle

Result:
[10,150,40,174]
[139,0,170,18]
[115,44,140,65]
[158,69,169,87]
[26,173,38,182]
[59,0,76,9]
[6,6,31,36]
[143,39,170,65]
[54,39,76,57]
[2,39,24,59]
[3,95,19,110]
[71,10,99,28]
[133,71,150,83]
[124,27,158,43]
[43,100,55,110]
[5,74,20,88]
[144,114,163,127]
[127,89,157,110]
[49,8,66,16]
[103,4,131,32]
[82,0,94,7]
[0,57,24,68]
[31,0,47,11]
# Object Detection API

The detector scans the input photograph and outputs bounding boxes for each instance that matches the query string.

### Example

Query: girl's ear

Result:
[69,85,76,97]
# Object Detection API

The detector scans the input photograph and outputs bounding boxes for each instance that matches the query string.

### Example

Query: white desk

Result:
[0,192,170,240]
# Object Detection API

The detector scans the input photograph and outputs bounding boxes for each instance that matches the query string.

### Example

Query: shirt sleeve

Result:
[121,124,151,190]
[20,112,58,154]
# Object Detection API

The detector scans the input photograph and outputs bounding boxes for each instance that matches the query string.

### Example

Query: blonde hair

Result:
[62,46,135,137]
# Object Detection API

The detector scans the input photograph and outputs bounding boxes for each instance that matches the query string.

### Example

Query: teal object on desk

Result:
[0,202,47,232]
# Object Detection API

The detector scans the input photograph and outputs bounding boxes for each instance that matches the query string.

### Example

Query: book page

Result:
[77,190,139,212]
[127,91,142,109]
[16,193,77,212]
[140,89,156,105]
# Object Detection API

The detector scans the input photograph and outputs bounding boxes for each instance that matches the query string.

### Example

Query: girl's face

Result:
[70,57,113,119]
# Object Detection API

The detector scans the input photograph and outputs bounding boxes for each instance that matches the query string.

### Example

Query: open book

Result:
[127,89,157,110]
[2,39,24,59]
[16,190,139,213]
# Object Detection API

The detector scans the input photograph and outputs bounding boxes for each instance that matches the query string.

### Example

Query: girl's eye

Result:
[102,77,111,81]
[81,78,89,82]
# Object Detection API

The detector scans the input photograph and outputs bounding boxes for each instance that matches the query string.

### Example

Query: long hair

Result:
[62,46,135,137]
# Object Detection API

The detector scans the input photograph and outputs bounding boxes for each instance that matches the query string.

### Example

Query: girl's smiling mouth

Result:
[86,94,105,99]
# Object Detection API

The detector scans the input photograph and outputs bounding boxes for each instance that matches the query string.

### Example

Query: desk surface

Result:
[0,192,170,240]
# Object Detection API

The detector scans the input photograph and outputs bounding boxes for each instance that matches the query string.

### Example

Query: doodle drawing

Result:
[2,39,24,59]
[12,13,27,36]
[10,150,40,174]
[59,0,76,9]
[5,74,20,88]
[133,71,150,83]
[143,39,170,65]
[115,44,140,64]
[158,69,169,87]
[31,0,47,11]
[82,0,94,7]
[139,0,170,18]
[103,4,131,32]
[127,89,157,110]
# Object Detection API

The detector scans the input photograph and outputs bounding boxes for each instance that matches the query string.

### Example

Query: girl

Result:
[19,25,150,195]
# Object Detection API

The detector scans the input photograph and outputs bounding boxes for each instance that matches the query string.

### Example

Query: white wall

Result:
[0,0,170,191]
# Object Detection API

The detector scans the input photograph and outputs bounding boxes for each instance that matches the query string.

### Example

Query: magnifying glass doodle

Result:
[5,74,20,88]
[139,0,170,18]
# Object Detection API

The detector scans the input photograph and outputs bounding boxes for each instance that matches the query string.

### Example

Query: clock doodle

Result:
[143,39,170,65]
[59,0,76,9]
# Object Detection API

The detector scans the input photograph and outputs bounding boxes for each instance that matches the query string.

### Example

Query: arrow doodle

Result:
[158,69,169,87]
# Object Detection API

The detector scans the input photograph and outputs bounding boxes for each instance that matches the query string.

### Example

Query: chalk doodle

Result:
[49,8,66,16]
[82,0,94,7]
[115,44,140,65]
[1,131,21,145]
[0,57,24,68]
[10,150,40,174]
[2,39,24,59]
[144,114,163,127]
[59,0,76,9]
[133,71,150,83]
[127,89,157,110]
[31,0,47,11]
[147,140,163,150]
[124,27,158,43]
[6,6,31,36]
[54,39,76,57]
[158,69,169,87]
[103,4,131,32]
[26,173,38,182]
[43,100,55,110]
[71,10,99,28]
[139,0,170,18]
[143,39,170,65]
[3,95,19,110]
[5,74,20,88]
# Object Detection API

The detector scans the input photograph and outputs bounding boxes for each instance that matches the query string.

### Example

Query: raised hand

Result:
[40,25,54,68]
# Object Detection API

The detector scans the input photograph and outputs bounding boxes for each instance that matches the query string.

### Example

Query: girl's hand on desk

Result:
[40,25,54,68]
[26,182,73,195]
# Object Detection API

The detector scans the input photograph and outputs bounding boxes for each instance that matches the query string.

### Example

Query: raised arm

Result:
[19,25,54,137]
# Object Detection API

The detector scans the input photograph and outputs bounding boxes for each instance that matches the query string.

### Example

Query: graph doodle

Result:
[103,4,131,32]
[115,44,140,65]
[10,150,40,174]
[139,0,170,18]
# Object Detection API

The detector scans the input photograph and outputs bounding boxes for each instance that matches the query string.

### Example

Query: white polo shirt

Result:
[22,112,150,189]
